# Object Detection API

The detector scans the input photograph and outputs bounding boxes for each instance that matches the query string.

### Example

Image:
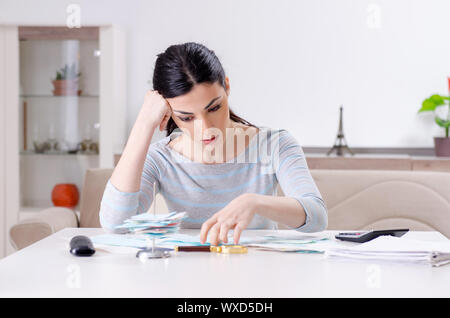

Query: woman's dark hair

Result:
[152,42,257,136]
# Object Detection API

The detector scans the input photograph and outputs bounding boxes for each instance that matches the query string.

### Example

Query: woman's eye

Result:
[178,104,221,122]
[208,104,221,112]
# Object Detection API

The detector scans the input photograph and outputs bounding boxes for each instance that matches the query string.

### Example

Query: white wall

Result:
[1,0,449,147]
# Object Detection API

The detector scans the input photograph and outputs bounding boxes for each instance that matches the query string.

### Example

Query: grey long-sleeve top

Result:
[99,126,328,232]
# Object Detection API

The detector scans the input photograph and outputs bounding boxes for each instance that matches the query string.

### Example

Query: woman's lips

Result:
[202,136,216,144]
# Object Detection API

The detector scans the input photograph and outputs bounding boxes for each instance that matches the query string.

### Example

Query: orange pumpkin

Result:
[51,184,79,208]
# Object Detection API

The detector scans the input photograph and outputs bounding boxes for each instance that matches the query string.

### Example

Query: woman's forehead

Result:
[168,82,224,111]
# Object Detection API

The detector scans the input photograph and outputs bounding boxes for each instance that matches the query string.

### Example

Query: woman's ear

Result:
[224,76,230,96]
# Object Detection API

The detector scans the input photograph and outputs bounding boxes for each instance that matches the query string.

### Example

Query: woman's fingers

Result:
[201,218,233,245]
[200,195,254,245]
[159,107,172,131]
[200,216,217,244]
[201,219,246,245]
[208,223,221,246]
[160,115,169,131]
[233,224,245,245]
[219,222,234,244]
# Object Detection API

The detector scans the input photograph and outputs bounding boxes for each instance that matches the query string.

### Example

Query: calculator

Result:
[335,229,409,243]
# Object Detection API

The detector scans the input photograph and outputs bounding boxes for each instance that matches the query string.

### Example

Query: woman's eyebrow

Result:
[173,96,222,115]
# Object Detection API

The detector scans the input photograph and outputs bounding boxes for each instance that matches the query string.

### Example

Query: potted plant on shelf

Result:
[418,78,450,157]
[52,63,82,96]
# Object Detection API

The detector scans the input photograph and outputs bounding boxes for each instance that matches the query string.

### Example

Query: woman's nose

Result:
[200,116,213,132]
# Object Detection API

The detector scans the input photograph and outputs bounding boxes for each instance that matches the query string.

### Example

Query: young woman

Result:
[99,42,328,245]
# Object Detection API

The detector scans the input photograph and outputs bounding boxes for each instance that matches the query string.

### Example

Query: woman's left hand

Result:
[200,193,258,245]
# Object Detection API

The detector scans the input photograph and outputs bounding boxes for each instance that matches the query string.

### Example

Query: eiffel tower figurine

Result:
[327,105,353,156]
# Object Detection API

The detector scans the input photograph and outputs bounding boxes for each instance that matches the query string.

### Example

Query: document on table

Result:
[90,231,337,254]
[326,235,450,267]
[90,232,270,251]
[247,239,337,253]
[115,211,187,235]
[244,231,344,253]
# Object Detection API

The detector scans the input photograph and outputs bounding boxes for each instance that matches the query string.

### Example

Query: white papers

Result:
[244,232,336,253]
[263,232,333,241]
[91,233,155,249]
[128,211,186,222]
[158,233,209,248]
[248,237,335,253]
[90,230,335,253]
[90,232,268,250]
[115,212,187,235]
[91,212,188,251]
[157,233,270,248]
[326,236,450,267]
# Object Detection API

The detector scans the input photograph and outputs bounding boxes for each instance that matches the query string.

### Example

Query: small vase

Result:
[51,184,79,208]
[434,137,450,157]
[52,79,81,96]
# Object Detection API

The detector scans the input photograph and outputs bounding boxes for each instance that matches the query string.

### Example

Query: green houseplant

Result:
[419,79,450,156]
[52,63,82,96]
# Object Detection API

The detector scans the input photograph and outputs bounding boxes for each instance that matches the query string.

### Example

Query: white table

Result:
[0,228,449,297]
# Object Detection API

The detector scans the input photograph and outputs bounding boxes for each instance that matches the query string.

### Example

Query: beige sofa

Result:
[9,168,450,250]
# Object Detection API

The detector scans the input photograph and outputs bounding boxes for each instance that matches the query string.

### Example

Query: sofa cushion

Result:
[310,169,450,237]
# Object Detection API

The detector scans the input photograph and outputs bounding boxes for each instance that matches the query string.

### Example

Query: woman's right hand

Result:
[141,90,173,132]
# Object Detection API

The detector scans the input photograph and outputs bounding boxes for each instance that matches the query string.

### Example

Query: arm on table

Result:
[262,129,328,232]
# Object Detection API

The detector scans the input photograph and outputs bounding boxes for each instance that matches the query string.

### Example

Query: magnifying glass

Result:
[136,244,248,261]
[136,247,172,260]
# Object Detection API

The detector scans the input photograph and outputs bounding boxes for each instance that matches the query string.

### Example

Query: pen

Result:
[174,246,221,252]
[174,245,248,254]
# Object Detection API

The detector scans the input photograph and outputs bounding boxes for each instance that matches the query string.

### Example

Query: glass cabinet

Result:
[19,27,100,211]
[0,24,126,256]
